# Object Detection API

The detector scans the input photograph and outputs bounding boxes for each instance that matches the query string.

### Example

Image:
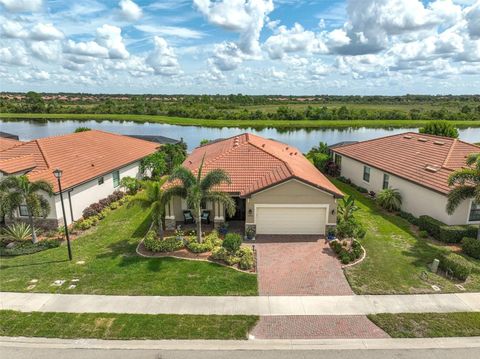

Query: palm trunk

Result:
[477,224,480,241]
[28,214,37,243]
[197,207,202,243]
[157,215,164,241]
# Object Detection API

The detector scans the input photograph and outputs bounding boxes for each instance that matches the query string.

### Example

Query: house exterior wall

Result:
[246,179,338,225]
[13,161,143,227]
[337,155,473,225]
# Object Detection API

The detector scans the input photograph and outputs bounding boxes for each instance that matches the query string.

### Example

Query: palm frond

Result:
[204,191,236,217]
[30,180,54,195]
[446,186,475,214]
[465,153,480,169]
[447,168,479,186]
[200,169,231,191]
[169,166,196,189]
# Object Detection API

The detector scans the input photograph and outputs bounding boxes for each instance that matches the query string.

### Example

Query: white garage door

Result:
[255,206,327,235]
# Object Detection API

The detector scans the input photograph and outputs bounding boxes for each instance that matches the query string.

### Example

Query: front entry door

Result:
[227,197,246,221]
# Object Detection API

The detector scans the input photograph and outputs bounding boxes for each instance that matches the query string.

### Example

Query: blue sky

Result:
[0,0,479,95]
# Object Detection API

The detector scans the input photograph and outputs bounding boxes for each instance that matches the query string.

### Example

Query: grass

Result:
[2,112,480,129]
[333,180,480,294]
[0,195,258,296]
[0,310,258,340]
[368,312,480,338]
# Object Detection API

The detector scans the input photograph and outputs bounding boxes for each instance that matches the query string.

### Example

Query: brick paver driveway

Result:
[255,235,353,296]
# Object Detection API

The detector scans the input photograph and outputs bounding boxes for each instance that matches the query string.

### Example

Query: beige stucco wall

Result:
[246,179,338,225]
[337,155,474,225]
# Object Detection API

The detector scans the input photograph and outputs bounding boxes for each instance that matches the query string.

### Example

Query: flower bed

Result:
[139,230,255,272]
[0,238,61,256]
[329,238,364,265]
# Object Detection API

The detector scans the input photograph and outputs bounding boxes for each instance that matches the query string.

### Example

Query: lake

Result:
[1,119,479,152]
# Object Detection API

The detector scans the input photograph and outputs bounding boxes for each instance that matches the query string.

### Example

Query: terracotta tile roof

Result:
[0,130,159,192]
[332,132,480,195]
[0,137,23,151]
[178,133,343,197]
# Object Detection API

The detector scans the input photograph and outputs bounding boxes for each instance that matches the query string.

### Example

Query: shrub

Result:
[419,230,429,238]
[222,233,242,253]
[75,218,93,231]
[224,255,240,266]
[186,231,221,253]
[97,208,111,219]
[211,246,228,261]
[238,247,254,270]
[439,252,473,280]
[377,188,402,212]
[99,198,111,208]
[398,211,419,225]
[89,215,100,226]
[82,206,98,219]
[109,202,119,210]
[462,237,480,259]
[418,215,477,243]
[336,218,366,239]
[144,231,184,253]
[107,194,118,203]
[120,176,141,195]
[2,222,32,242]
[112,190,124,201]
[0,239,60,256]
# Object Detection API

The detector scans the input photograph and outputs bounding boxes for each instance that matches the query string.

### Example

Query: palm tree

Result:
[377,188,402,212]
[447,153,480,240]
[166,155,235,243]
[129,179,170,240]
[337,195,358,223]
[0,175,53,243]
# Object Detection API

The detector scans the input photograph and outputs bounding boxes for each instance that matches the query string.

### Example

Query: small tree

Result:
[74,127,91,133]
[447,153,480,240]
[337,195,358,223]
[140,151,167,178]
[166,155,235,243]
[377,188,402,212]
[0,175,53,243]
[419,121,459,138]
[120,176,141,195]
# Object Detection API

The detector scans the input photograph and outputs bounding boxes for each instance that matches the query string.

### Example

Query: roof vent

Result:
[418,138,428,142]
[403,135,412,139]
[262,144,265,148]
[425,164,440,173]
[285,146,289,151]
[433,141,445,146]
[233,137,240,147]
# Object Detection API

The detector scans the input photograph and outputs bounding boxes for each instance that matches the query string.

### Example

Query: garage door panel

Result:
[256,206,326,235]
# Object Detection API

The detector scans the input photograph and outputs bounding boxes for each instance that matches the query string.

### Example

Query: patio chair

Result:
[201,210,211,224]
[183,210,195,224]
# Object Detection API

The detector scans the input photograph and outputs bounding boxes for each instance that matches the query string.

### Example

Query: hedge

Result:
[462,237,480,260]
[143,231,184,253]
[418,215,477,243]
[439,252,473,281]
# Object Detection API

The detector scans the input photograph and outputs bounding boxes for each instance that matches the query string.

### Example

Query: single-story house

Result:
[331,132,480,225]
[126,134,181,145]
[164,133,343,236]
[0,130,159,228]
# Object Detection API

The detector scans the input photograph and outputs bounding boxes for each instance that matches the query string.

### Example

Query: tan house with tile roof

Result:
[165,133,343,236]
[0,130,159,228]
[331,132,480,225]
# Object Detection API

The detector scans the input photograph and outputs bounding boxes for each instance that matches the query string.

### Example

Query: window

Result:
[19,205,29,217]
[382,174,390,190]
[335,154,342,167]
[363,166,371,182]
[98,177,104,185]
[112,171,120,188]
[469,202,480,222]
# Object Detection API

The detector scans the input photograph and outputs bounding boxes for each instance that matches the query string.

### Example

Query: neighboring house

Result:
[126,134,181,145]
[0,137,23,152]
[331,132,480,225]
[0,131,20,140]
[164,133,343,236]
[0,130,159,228]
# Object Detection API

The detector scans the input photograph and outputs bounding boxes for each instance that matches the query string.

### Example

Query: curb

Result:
[1,336,480,351]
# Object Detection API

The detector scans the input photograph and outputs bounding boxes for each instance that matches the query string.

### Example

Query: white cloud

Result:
[95,24,129,59]
[31,41,61,62]
[32,70,50,80]
[135,25,204,39]
[0,0,42,12]
[64,39,109,58]
[146,36,181,76]
[0,45,29,66]
[0,20,29,39]
[210,41,244,71]
[465,1,480,39]
[194,0,274,55]
[119,0,142,22]
[30,23,64,41]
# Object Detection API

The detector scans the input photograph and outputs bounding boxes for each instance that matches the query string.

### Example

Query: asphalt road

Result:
[2,347,480,359]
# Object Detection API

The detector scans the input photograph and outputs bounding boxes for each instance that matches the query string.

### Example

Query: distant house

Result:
[0,137,23,152]
[164,133,343,235]
[0,130,159,228]
[0,131,20,140]
[331,132,480,225]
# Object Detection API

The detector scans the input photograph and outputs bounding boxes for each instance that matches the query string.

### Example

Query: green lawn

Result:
[0,310,258,340]
[2,112,479,129]
[333,180,480,294]
[368,312,480,338]
[0,196,258,296]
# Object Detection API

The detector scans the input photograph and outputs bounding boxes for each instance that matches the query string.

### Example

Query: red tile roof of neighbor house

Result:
[178,133,343,197]
[0,137,23,152]
[0,130,159,192]
[332,132,480,195]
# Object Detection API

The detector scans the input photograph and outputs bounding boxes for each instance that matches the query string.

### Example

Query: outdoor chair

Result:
[183,210,195,224]
[201,210,211,224]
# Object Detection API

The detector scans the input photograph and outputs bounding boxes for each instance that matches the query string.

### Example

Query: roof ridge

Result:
[196,138,249,169]
[35,139,51,168]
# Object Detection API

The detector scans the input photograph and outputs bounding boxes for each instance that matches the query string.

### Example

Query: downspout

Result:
[67,190,74,223]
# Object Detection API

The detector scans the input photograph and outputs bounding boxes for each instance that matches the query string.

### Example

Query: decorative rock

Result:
[455,284,466,291]
[431,285,441,292]
[29,279,38,284]
[68,284,76,290]
[76,261,85,265]
[51,280,65,287]
[71,279,80,283]
[26,284,36,290]
[6,242,16,249]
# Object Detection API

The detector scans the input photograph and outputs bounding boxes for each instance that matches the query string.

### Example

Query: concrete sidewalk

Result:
[1,292,479,315]
[1,336,480,350]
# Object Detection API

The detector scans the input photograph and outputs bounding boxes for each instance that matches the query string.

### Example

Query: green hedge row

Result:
[418,215,477,243]
[439,252,473,280]
[462,237,480,259]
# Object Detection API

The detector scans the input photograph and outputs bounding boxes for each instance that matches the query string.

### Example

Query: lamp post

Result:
[53,168,72,261]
